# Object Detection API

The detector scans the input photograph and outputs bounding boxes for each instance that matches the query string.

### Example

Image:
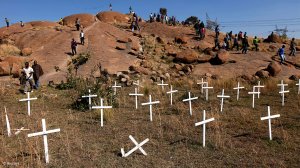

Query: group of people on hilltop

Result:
[194,20,206,40]
[4,18,25,28]
[149,13,178,26]
[19,61,44,93]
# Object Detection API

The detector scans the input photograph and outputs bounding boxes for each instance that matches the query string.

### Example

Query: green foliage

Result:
[72,52,91,68]
[159,8,167,16]
[185,16,199,25]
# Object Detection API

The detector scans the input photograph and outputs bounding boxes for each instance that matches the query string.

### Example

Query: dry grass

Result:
[0,78,300,167]
[0,44,21,56]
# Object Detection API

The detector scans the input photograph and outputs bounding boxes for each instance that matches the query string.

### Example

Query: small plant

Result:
[72,52,91,68]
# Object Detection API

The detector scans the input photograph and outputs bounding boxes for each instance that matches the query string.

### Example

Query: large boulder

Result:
[266,61,282,76]
[63,14,96,28]
[264,33,282,43]
[28,21,59,28]
[2,56,27,67]
[0,44,20,56]
[0,61,10,76]
[129,65,151,75]
[175,36,188,44]
[11,63,21,77]
[255,70,270,79]
[96,11,130,24]
[21,48,32,56]
[210,49,229,65]
[175,49,198,63]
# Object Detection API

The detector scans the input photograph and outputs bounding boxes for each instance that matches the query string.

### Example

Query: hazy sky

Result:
[1,0,300,38]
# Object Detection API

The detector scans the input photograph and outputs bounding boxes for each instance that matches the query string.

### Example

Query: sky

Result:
[1,0,300,38]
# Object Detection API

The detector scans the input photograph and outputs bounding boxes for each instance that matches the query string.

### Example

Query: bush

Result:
[185,16,199,25]
[159,8,167,16]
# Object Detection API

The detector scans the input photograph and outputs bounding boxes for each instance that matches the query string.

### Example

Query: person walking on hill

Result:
[22,62,34,92]
[238,31,243,41]
[5,18,9,27]
[75,18,80,31]
[253,36,259,51]
[289,38,296,56]
[278,45,286,64]
[80,30,85,45]
[232,34,239,51]
[215,25,220,38]
[199,21,205,39]
[32,60,44,89]
[242,36,249,54]
[71,38,77,55]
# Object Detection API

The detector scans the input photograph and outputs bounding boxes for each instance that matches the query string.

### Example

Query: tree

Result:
[159,8,167,16]
[185,16,199,25]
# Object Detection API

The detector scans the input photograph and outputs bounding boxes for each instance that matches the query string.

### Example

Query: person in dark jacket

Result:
[232,34,239,51]
[32,60,44,89]
[289,38,296,56]
[5,18,9,27]
[242,36,249,54]
[71,38,77,55]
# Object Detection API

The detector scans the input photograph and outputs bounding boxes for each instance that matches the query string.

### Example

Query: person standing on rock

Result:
[75,18,80,31]
[59,18,63,25]
[253,36,259,51]
[214,36,220,50]
[20,21,24,27]
[32,60,44,89]
[5,18,9,27]
[241,36,249,54]
[109,3,112,11]
[232,34,239,51]
[71,38,77,55]
[289,38,296,56]
[215,25,220,38]
[22,62,34,92]
[80,30,85,45]
[200,21,205,40]
[278,45,286,64]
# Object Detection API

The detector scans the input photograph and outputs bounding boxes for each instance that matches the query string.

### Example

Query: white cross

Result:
[121,135,149,157]
[195,110,215,147]
[296,79,300,95]
[141,95,160,122]
[217,89,230,112]
[279,86,289,106]
[111,81,122,95]
[129,88,144,109]
[254,81,264,99]
[233,82,244,101]
[82,89,97,110]
[182,92,198,116]
[27,119,61,164]
[13,127,30,135]
[133,80,143,92]
[19,92,37,116]
[202,83,213,101]
[260,106,280,140]
[277,80,288,97]
[92,98,113,127]
[248,87,260,108]
[5,107,11,137]
[167,85,178,105]
[157,80,168,91]
[197,78,207,94]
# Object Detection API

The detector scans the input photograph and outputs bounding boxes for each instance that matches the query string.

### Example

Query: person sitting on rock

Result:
[71,38,77,55]
[75,18,80,31]
[289,38,296,56]
[278,45,285,64]
[80,30,85,45]
[22,62,34,92]
[253,36,259,51]
[242,36,249,54]
[5,18,9,27]
[232,34,239,51]
[32,60,44,89]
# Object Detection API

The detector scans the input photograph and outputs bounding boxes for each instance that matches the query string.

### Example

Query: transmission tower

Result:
[206,13,218,30]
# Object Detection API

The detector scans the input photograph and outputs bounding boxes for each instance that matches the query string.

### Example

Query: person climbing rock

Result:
[71,38,77,55]
[32,60,44,89]
[75,18,80,31]
[289,38,296,56]
[80,30,85,45]
[5,18,9,27]
[242,36,249,54]
[278,45,285,64]
[253,36,259,51]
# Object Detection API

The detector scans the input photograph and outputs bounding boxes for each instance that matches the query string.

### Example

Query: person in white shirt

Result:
[80,30,85,45]
[22,62,34,92]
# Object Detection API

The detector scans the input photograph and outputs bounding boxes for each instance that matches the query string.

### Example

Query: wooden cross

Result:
[5,107,11,137]
[157,80,168,91]
[248,87,260,108]
[296,79,300,95]
[167,85,178,105]
[217,89,230,112]
[202,83,213,101]
[141,95,160,122]
[195,110,215,147]
[233,82,244,101]
[111,81,122,95]
[92,98,113,127]
[129,88,144,109]
[28,119,61,164]
[260,106,280,140]
[197,78,207,94]
[254,81,264,99]
[19,92,37,116]
[82,89,97,110]
[182,92,198,116]
[121,135,149,157]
